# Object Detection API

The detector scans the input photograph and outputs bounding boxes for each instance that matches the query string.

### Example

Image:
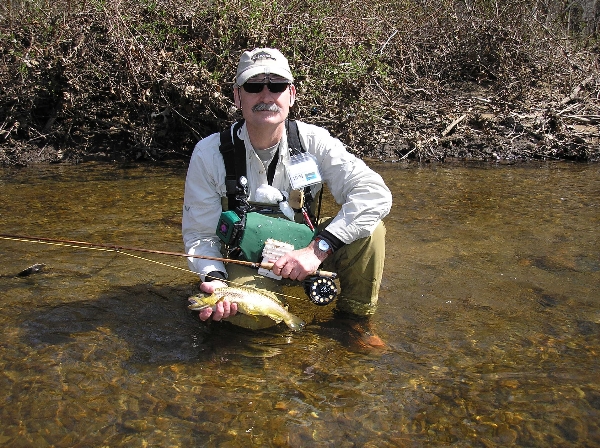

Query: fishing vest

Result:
[217,119,321,262]
[218,119,320,219]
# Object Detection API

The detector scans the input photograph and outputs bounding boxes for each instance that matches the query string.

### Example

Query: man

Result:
[182,48,392,346]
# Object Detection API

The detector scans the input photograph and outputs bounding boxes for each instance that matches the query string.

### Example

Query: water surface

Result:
[0,161,598,446]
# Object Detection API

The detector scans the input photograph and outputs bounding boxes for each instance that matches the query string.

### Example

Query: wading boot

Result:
[325,310,386,351]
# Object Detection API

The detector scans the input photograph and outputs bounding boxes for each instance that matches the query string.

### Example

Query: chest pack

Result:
[216,119,320,262]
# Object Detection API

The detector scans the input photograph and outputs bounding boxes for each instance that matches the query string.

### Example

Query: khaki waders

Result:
[221,219,386,329]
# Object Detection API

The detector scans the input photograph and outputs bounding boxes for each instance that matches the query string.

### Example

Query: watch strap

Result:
[314,235,334,256]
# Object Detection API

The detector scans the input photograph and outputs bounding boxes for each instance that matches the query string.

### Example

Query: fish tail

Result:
[284,314,306,332]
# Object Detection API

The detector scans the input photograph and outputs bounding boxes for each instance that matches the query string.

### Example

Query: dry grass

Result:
[0,0,598,165]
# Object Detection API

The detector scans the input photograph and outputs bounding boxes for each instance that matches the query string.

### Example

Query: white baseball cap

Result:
[234,48,294,86]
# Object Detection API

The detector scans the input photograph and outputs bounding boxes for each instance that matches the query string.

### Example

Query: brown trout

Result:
[188,286,305,331]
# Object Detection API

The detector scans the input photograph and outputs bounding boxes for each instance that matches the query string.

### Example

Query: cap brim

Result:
[236,66,294,86]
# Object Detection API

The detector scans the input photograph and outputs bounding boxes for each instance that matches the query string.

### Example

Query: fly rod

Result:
[0,233,337,279]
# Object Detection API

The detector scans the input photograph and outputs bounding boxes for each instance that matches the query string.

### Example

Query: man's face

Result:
[234,75,296,129]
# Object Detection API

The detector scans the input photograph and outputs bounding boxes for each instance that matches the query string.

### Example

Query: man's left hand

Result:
[198,280,237,321]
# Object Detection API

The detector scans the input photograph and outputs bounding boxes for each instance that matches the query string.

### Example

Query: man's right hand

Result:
[198,280,237,321]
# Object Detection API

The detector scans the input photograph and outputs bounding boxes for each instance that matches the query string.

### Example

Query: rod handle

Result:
[259,262,338,279]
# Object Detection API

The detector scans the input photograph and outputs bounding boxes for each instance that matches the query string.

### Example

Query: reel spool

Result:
[304,276,337,306]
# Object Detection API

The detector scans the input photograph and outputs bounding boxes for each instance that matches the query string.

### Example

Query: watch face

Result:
[318,239,330,252]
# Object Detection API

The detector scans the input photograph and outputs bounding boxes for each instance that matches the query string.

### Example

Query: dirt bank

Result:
[1,1,598,166]
[373,82,599,163]
[2,81,597,166]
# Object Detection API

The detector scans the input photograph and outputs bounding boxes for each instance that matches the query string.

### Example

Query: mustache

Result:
[252,103,281,112]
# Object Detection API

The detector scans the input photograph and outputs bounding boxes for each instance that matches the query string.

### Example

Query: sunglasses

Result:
[242,82,290,94]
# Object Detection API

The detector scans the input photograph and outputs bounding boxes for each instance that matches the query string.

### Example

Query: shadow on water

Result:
[17,281,325,366]
[19,283,196,364]
[15,274,403,366]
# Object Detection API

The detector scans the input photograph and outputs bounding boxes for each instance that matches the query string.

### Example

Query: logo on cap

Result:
[251,51,277,63]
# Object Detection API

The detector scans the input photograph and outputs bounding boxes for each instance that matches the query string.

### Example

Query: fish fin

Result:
[263,313,283,324]
[283,314,305,332]
[239,301,284,323]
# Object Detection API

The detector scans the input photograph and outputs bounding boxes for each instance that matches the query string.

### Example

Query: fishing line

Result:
[0,234,336,278]
[0,235,192,273]
[0,234,307,303]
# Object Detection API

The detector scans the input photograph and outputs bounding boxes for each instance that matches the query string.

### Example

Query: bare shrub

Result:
[0,0,598,165]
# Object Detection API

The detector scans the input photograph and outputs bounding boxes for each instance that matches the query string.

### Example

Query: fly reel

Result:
[304,276,337,306]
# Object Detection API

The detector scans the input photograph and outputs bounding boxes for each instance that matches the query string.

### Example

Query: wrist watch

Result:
[314,236,334,256]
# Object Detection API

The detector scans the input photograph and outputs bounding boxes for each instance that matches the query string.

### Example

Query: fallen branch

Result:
[441,114,467,137]
[560,75,595,105]
[563,114,600,124]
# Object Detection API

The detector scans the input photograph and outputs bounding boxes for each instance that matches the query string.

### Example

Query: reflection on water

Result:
[0,161,599,446]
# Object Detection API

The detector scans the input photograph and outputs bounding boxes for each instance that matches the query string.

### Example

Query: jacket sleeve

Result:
[182,133,229,280]
[298,122,392,244]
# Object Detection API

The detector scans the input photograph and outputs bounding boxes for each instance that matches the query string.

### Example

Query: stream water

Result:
[0,161,598,447]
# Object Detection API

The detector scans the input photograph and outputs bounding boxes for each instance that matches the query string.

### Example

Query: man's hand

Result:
[271,240,328,281]
[197,280,238,321]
